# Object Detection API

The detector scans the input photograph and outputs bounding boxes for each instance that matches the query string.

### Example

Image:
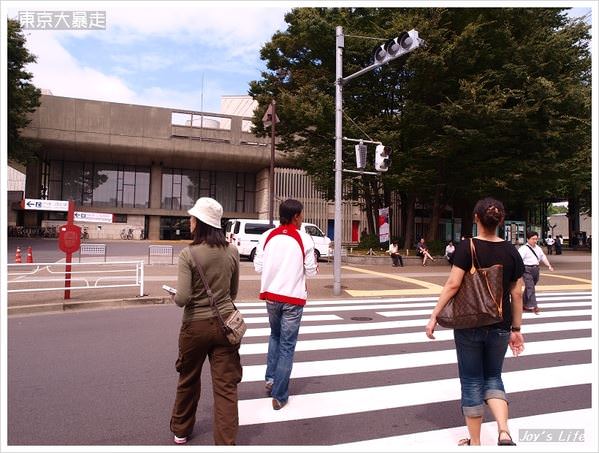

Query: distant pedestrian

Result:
[416,238,435,266]
[425,197,525,446]
[545,235,555,255]
[254,199,318,410]
[518,231,554,314]
[169,197,242,445]
[444,240,455,265]
[388,240,404,267]
[555,235,563,255]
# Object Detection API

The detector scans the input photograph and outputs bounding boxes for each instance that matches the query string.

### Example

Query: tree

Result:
[249,8,591,248]
[8,18,41,165]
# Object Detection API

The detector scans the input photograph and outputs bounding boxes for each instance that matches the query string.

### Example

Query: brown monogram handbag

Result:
[436,238,504,329]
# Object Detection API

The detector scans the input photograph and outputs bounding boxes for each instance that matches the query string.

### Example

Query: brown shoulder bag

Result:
[189,247,247,345]
[436,238,504,329]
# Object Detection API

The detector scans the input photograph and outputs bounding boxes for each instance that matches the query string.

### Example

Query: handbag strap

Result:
[469,238,502,314]
[468,238,481,273]
[188,247,229,332]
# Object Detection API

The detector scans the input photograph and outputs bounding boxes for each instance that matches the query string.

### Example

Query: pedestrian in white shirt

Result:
[518,231,554,314]
[545,235,555,255]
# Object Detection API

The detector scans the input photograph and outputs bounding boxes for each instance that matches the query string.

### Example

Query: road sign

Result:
[261,102,280,128]
[58,224,81,254]
[21,198,69,212]
[74,211,113,223]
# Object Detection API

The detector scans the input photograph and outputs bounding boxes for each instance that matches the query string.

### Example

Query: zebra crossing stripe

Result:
[335,408,593,447]
[243,308,591,337]
[245,314,342,324]
[377,306,590,319]
[241,336,592,383]
[239,320,592,355]
[238,296,591,315]
[237,292,591,308]
[238,363,591,425]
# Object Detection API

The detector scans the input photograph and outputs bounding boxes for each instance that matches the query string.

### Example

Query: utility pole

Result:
[333,26,344,295]
[332,26,423,296]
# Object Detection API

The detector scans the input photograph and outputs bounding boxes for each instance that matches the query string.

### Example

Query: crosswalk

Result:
[233,291,595,448]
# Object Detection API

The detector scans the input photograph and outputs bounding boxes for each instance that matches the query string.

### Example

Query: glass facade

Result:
[161,168,255,213]
[47,160,150,208]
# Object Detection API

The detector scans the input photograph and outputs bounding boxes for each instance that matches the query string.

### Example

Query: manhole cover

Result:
[350,316,373,321]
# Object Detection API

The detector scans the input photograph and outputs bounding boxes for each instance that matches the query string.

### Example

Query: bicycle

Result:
[120,228,133,240]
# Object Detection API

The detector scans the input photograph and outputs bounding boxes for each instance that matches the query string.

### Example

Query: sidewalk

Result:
[7,248,592,316]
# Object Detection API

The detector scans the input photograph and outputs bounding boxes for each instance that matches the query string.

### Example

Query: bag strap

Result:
[468,238,481,273]
[188,247,230,333]
[469,239,502,315]
[526,244,540,262]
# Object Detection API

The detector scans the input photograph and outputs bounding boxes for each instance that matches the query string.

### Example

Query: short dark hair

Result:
[279,199,303,225]
[526,230,539,240]
[473,197,505,230]
[190,219,228,248]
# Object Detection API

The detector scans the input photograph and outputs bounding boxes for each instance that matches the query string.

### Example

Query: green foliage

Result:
[7,19,41,165]
[358,233,384,250]
[548,204,568,216]
[249,8,592,239]
[426,239,445,256]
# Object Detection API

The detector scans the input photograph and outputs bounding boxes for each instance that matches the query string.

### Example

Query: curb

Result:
[8,296,173,316]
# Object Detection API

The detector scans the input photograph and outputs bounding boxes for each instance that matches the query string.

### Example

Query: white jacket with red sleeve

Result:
[253,224,318,306]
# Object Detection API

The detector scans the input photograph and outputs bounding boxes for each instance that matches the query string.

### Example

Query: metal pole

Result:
[269,99,276,225]
[333,26,344,295]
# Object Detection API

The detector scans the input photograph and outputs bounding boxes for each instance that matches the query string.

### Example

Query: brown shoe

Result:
[272,398,287,410]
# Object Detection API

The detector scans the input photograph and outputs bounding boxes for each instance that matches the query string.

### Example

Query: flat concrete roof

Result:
[22,95,292,171]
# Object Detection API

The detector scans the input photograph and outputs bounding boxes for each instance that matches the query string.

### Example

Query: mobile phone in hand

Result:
[162,284,177,295]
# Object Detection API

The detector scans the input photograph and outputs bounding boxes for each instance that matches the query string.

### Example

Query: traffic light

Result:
[355,143,367,169]
[375,144,391,171]
[373,29,422,66]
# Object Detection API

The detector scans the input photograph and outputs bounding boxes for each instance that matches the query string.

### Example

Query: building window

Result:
[48,160,150,209]
[113,214,127,223]
[161,169,255,213]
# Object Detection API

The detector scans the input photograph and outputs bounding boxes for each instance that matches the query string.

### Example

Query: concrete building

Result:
[13,94,367,242]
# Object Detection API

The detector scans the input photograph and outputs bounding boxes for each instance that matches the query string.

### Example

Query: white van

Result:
[224,218,331,261]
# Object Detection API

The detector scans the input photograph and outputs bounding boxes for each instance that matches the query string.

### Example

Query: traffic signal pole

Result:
[333,26,344,295]
[333,26,422,296]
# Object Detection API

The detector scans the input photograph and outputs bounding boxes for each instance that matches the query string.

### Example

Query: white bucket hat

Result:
[187,197,223,229]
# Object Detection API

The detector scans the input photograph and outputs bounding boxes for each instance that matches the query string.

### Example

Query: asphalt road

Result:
[6,291,593,447]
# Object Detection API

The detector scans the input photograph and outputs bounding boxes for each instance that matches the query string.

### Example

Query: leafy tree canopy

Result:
[249,8,591,241]
[8,18,41,165]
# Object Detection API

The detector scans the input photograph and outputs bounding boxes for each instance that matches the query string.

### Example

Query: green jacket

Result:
[174,243,240,322]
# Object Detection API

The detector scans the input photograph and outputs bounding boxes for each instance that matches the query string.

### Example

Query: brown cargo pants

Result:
[170,317,243,445]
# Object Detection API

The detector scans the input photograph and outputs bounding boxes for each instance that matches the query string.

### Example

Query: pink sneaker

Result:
[174,435,187,445]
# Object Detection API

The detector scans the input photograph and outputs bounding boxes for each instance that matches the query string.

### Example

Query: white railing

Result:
[7,261,145,297]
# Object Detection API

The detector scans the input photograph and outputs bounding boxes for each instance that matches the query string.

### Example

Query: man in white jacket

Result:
[254,199,318,410]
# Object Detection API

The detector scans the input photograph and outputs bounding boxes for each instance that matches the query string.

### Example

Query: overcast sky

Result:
[3,2,593,114]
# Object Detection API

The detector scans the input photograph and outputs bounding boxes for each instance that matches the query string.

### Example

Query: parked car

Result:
[224,218,331,261]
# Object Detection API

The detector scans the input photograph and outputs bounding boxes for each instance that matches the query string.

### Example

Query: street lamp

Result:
[262,68,290,225]
[333,26,422,295]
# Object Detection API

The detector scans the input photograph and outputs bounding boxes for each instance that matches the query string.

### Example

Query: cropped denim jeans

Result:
[454,325,510,417]
[265,301,304,404]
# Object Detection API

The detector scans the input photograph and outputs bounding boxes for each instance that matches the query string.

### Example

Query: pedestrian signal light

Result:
[355,143,367,169]
[375,144,391,172]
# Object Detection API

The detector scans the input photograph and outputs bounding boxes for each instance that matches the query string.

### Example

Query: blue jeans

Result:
[454,326,510,417]
[265,301,304,403]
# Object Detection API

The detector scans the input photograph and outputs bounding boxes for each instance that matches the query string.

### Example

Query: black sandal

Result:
[458,438,471,446]
[497,430,516,446]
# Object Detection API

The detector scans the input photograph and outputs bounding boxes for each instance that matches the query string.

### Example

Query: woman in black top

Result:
[425,198,525,446]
